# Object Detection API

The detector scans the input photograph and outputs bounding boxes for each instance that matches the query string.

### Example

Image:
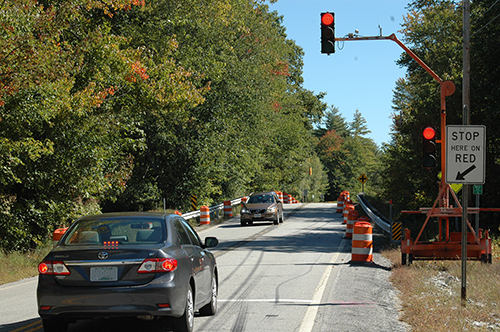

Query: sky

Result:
[269,0,411,146]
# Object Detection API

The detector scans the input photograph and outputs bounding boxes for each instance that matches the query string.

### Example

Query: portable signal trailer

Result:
[401,181,492,265]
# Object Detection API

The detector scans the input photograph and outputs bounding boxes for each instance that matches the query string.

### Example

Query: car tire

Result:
[240,219,246,226]
[42,318,68,332]
[172,284,194,332]
[279,211,284,223]
[273,217,279,225]
[199,274,217,316]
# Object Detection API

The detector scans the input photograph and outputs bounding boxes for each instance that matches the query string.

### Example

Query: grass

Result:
[383,239,500,331]
[0,242,52,285]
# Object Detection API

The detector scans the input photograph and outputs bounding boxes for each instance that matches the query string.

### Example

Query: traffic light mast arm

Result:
[335,33,455,187]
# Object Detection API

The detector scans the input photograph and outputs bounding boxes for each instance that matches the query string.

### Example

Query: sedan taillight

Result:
[137,258,178,273]
[38,261,71,275]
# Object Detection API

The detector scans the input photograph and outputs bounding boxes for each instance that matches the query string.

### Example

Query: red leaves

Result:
[125,61,149,82]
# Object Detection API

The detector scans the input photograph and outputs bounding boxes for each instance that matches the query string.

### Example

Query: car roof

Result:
[77,212,173,222]
[250,191,276,196]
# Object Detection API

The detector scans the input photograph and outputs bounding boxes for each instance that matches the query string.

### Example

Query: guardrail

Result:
[181,197,245,221]
[357,193,390,234]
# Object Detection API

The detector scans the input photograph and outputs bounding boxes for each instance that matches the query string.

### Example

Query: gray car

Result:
[37,212,218,332]
[240,191,284,226]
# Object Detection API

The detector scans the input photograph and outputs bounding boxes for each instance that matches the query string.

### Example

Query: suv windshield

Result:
[63,218,165,246]
[248,194,274,204]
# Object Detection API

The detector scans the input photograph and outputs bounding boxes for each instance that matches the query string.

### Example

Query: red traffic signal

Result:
[321,12,335,54]
[321,13,334,25]
[423,127,436,140]
[422,127,437,168]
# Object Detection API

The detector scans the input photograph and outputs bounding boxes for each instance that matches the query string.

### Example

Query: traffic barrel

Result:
[277,191,283,202]
[342,191,350,202]
[283,192,289,204]
[352,221,373,262]
[345,208,358,238]
[53,227,68,246]
[223,200,233,218]
[343,201,353,224]
[336,194,344,213]
[200,206,210,225]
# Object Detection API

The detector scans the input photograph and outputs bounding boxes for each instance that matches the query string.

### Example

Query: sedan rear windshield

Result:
[62,218,166,246]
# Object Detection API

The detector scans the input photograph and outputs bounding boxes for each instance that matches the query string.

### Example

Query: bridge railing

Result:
[357,193,391,234]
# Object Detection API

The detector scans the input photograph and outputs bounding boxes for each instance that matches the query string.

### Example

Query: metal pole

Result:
[461,0,471,304]
[476,193,480,235]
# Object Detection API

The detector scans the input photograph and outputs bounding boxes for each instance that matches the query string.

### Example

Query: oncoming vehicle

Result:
[240,192,284,226]
[37,212,219,332]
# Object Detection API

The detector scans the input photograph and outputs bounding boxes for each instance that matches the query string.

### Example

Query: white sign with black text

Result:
[446,125,486,184]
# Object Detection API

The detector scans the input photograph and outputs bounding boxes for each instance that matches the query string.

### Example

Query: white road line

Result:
[298,237,347,332]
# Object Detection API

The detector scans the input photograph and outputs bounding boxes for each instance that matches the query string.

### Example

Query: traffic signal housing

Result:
[321,12,335,54]
[422,127,437,168]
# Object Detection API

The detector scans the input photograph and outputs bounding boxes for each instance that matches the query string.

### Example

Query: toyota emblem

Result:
[98,251,109,260]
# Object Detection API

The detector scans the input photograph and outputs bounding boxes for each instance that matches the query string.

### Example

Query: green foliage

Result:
[382,0,500,235]
[315,109,382,200]
[0,0,334,251]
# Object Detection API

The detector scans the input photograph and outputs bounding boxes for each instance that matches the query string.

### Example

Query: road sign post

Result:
[358,173,368,192]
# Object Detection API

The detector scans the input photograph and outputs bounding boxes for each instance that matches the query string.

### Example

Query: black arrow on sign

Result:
[456,165,476,180]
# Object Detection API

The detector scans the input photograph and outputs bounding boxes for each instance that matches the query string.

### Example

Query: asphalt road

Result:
[0,203,408,332]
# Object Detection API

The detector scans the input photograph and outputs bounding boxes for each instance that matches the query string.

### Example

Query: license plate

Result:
[254,213,261,218]
[90,267,118,282]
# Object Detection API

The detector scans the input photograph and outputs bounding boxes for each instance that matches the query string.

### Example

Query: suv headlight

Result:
[267,206,277,213]
[241,208,249,214]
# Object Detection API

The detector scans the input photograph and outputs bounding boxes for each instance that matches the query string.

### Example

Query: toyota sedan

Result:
[37,212,219,332]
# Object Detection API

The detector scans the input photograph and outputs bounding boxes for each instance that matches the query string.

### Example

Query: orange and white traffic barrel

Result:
[345,207,358,238]
[337,194,344,213]
[200,206,210,225]
[223,200,233,218]
[342,191,350,202]
[283,193,289,204]
[343,202,354,224]
[277,191,283,201]
[352,221,373,262]
[53,227,68,246]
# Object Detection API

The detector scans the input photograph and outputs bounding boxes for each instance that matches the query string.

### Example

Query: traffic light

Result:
[422,127,437,168]
[321,12,335,54]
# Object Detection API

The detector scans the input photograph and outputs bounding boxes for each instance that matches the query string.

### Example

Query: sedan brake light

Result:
[137,258,177,273]
[38,261,71,275]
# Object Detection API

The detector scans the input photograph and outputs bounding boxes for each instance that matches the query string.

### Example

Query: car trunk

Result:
[51,246,159,287]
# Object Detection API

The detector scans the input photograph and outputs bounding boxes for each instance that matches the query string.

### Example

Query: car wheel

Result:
[199,274,217,316]
[279,211,284,223]
[240,219,246,226]
[273,217,279,225]
[172,284,194,332]
[42,318,68,332]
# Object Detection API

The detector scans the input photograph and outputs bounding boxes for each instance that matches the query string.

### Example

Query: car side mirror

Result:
[204,237,219,248]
